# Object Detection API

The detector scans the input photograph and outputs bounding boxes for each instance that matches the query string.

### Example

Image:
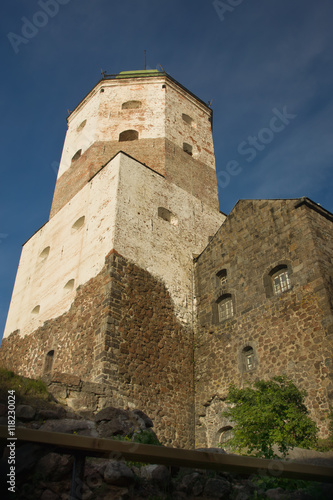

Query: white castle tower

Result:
[1,70,224,447]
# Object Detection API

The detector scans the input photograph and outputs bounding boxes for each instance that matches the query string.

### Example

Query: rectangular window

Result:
[273,270,291,295]
[218,299,233,321]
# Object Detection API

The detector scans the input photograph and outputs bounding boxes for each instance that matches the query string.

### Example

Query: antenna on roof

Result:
[144,50,146,70]
[208,99,213,108]
[101,68,106,78]
[158,64,166,73]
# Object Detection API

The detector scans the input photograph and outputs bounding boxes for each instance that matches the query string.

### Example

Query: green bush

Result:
[222,376,318,459]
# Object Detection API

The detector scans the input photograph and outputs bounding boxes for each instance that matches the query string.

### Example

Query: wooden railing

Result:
[1,425,332,499]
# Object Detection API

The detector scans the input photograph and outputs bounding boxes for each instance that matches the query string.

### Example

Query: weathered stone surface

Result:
[95,407,129,423]
[37,407,66,420]
[265,487,289,499]
[16,404,36,420]
[40,490,59,500]
[178,472,203,494]
[139,464,170,486]
[15,444,45,475]
[131,409,153,428]
[203,477,232,498]
[103,460,135,486]
[40,418,97,436]
[37,453,73,480]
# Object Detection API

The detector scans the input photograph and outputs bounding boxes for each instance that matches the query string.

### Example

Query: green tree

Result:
[222,376,318,459]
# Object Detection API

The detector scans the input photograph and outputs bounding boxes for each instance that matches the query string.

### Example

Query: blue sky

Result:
[0,0,332,339]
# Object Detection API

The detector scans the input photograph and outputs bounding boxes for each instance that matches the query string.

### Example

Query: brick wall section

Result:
[50,139,219,218]
[0,251,194,448]
[194,199,333,446]
[49,139,166,218]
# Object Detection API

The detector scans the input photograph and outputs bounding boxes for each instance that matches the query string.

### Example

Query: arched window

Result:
[217,294,234,322]
[76,119,87,132]
[71,149,82,162]
[31,305,40,315]
[119,130,139,141]
[183,142,193,156]
[158,207,178,226]
[242,346,256,372]
[218,426,233,445]
[39,246,50,261]
[216,269,227,286]
[122,100,142,110]
[71,216,85,233]
[270,265,291,295]
[44,350,54,374]
[64,279,75,291]
[264,263,292,297]
[182,113,194,126]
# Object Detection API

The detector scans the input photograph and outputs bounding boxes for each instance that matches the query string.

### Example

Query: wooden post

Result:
[70,453,86,500]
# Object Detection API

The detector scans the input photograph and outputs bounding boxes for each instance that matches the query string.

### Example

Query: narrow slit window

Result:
[44,350,54,374]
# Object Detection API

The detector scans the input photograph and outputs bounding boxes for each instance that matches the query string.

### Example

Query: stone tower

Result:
[1,70,224,447]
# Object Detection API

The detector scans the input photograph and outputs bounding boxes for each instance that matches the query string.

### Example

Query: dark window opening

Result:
[44,350,54,374]
[122,100,142,110]
[242,346,256,372]
[216,269,227,286]
[71,149,82,162]
[183,142,193,156]
[119,130,139,142]
[182,113,194,126]
[158,207,178,226]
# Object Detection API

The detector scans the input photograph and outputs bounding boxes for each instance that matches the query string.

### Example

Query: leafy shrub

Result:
[222,376,318,458]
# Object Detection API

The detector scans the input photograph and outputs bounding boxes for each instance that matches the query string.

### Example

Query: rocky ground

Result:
[0,398,333,499]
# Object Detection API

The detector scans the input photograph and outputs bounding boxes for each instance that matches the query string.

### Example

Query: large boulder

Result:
[36,453,73,480]
[103,460,135,486]
[40,418,97,437]
[140,464,170,487]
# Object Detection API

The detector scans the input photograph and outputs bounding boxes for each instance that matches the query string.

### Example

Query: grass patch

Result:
[0,368,50,405]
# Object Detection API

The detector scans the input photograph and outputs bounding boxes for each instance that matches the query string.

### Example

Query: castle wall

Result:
[3,155,121,339]
[194,199,333,446]
[0,251,194,448]
[4,152,223,341]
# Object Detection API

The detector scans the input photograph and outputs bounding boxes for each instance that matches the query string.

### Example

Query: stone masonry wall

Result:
[95,250,194,448]
[0,250,194,448]
[194,199,333,447]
